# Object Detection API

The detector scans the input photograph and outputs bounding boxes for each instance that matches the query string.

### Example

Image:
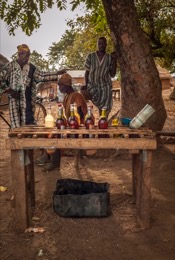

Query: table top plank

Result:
[6,126,157,150]
[6,137,157,150]
[8,126,154,136]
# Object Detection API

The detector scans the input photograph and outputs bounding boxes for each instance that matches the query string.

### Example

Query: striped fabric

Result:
[84,52,113,115]
[0,60,58,128]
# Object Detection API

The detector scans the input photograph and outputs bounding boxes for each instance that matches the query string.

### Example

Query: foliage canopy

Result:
[1,0,174,71]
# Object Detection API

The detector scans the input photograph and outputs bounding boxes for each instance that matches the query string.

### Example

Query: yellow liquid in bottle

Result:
[112,119,119,138]
[73,103,80,125]
[45,107,55,127]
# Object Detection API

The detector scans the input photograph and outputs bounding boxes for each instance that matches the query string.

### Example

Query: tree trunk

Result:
[102,0,167,131]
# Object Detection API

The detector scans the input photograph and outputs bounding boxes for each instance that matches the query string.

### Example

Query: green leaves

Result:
[1,0,174,71]
[1,0,67,35]
[135,0,175,71]
[0,0,7,18]
[30,50,50,70]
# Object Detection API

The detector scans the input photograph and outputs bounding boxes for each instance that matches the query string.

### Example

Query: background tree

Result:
[48,0,175,73]
[101,0,167,130]
[2,0,174,130]
[136,0,175,73]
[47,13,115,69]
[0,0,67,36]
[47,30,76,69]
[1,0,174,72]
[30,51,50,70]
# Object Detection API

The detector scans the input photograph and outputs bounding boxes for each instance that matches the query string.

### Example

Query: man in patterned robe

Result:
[0,44,66,128]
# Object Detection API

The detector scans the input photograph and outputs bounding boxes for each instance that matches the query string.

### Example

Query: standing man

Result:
[83,36,117,116]
[0,44,66,128]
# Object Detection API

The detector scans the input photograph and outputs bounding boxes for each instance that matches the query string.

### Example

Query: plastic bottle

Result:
[129,104,155,129]
[45,105,56,153]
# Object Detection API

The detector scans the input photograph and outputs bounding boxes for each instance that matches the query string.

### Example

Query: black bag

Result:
[53,179,110,217]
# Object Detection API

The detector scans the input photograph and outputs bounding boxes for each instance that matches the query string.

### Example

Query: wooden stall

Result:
[6,126,157,231]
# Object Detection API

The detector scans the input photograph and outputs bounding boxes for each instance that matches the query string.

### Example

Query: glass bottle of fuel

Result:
[56,106,67,138]
[85,105,95,123]
[57,103,67,126]
[68,104,79,138]
[45,105,55,128]
[73,103,80,126]
[68,104,79,126]
[112,119,120,138]
[98,107,109,138]
[84,106,95,138]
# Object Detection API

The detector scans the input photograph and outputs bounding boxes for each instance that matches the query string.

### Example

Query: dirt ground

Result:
[0,88,175,260]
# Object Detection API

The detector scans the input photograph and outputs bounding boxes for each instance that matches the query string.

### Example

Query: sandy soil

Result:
[0,88,175,260]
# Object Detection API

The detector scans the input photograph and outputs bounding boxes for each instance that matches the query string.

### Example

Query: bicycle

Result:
[34,96,47,125]
[0,93,47,129]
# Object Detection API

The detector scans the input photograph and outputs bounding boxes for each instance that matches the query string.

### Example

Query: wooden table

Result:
[6,125,157,231]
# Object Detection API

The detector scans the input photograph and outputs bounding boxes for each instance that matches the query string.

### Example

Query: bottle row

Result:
[44,103,109,134]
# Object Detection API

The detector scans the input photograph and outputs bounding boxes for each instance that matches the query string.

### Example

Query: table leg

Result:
[26,150,35,207]
[132,150,152,229]
[11,150,29,231]
[132,153,141,204]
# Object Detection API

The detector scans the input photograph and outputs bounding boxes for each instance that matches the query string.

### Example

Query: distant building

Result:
[112,80,121,89]
[170,73,175,88]
[157,65,172,90]
[68,70,85,85]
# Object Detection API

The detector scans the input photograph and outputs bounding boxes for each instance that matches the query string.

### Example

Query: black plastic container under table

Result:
[53,179,110,217]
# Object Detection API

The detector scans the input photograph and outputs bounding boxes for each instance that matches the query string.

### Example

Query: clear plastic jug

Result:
[129,104,155,129]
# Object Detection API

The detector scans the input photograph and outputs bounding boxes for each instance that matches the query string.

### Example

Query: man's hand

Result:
[111,52,117,61]
[58,69,67,75]
[4,88,20,99]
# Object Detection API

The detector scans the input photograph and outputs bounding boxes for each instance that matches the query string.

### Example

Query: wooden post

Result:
[11,150,29,231]
[132,153,142,204]
[136,150,152,229]
[25,150,35,207]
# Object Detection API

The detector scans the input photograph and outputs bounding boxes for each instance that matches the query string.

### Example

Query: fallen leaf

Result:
[0,186,7,192]
[32,216,40,221]
[25,227,45,233]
